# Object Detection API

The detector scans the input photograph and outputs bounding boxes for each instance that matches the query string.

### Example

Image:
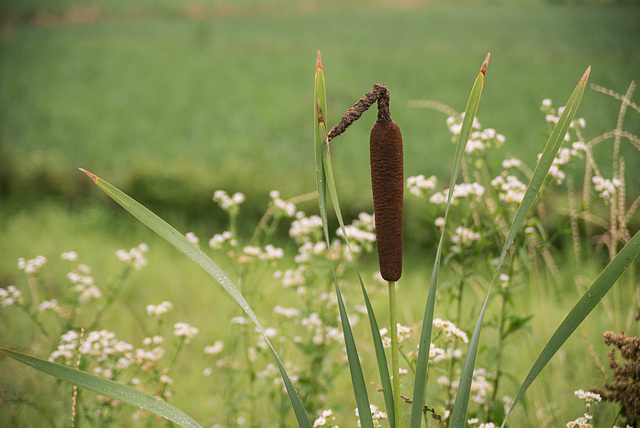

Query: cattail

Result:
[370,118,403,281]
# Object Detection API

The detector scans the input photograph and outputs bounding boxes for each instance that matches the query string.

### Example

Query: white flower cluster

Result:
[433,318,469,342]
[502,158,522,169]
[336,213,376,251]
[429,182,485,205]
[574,389,601,407]
[469,368,494,405]
[313,409,338,428]
[274,305,301,319]
[274,265,307,288]
[446,113,481,136]
[39,299,65,317]
[231,316,250,325]
[239,244,284,263]
[173,322,199,343]
[439,369,494,406]
[204,340,224,355]
[566,414,593,428]
[451,226,481,245]
[289,215,323,243]
[300,312,343,345]
[79,330,134,364]
[213,190,245,212]
[17,255,47,275]
[60,251,78,262]
[0,285,23,307]
[146,301,173,318]
[592,175,621,202]
[115,243,148,270]
[50,330,81,361]
[50,328,169,373]
[379,323,414,348]
[66,263,102,303]
[541,98,586,131]
[499,274,510,290]
[355,404,387,428]
[430,345,463,363]
[209,231,237,249]
[407,174,438,198]
[469,422,496,428]
[445,114,505,154]
[270,190,297,217]
[185,232,199,245]
[491,174,527,204]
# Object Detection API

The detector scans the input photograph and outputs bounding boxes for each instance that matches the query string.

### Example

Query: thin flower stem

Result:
[88,266,132,331]
[20,305,51,339]
[389,280,401,428]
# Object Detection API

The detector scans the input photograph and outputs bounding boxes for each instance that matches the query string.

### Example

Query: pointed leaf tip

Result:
[79,168,98,183]
[481,53,490,76]
[316,50,322,72]
[581,66,591,82]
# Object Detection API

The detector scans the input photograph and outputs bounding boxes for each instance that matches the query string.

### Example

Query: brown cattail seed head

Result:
[370,119,403,281]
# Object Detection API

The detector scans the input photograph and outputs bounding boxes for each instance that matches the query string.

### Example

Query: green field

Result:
[1,1,640,427]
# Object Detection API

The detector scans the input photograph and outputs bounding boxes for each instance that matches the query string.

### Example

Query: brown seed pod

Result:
[370,119,403,281]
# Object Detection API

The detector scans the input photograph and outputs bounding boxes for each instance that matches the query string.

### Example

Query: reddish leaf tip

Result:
[481,52,490,76]
[581,66,591,83]
[79,168,98,183]
[316,50,322,72]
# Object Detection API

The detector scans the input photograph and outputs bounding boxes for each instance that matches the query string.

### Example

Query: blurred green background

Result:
[1,0,639,229]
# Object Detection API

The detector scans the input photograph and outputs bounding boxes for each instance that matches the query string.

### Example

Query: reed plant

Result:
[1,52,639,428]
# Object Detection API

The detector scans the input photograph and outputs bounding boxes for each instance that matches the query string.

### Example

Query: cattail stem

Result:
[388,280,401,428]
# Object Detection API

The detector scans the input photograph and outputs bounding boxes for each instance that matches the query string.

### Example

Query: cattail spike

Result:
[370,120,404,281]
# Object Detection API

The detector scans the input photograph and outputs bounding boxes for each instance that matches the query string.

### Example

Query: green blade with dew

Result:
[410,53,490,428]
[450,66,591,428]
[500,228,640,427]
[315,51,395,427]
[78,169,311,428]
[0,347,201,428]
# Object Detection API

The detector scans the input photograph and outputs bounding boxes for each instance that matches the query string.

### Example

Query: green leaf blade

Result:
[79,169,311,428]
[0,348,202,428]
[451,66,590,428]
[501,228,640,427]
[410,53,489,428]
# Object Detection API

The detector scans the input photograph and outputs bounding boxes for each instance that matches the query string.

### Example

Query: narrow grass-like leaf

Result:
[501,229,640,427]
[78,168,311,428]
[410,53,490,428]
[450,66,590,428]
[314,52,379,428]
[0,347,201,428]
[314,50,328,230]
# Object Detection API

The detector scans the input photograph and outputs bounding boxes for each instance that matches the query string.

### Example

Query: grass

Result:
[1,200,635,427]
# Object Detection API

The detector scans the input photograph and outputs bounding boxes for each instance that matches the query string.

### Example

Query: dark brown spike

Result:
[370,120,403,281]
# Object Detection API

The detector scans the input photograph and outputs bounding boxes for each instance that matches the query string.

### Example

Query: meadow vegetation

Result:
[1,1,640,427]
